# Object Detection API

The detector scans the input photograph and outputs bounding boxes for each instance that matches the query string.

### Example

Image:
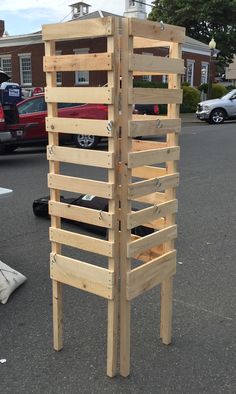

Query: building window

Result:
[74,48,89,85]
[129,0,135,6]
[19,54,32,86]
[0,57,12,78]
[142,52,152,82]
[56,51,62,85]
[186,60,195,86]
[201,62,209,85]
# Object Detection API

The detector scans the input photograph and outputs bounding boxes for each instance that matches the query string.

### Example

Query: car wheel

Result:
[75,134,99,149]
[0,145,17,154]
[209,109,226,124]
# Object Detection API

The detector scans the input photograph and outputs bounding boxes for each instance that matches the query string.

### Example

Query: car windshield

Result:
[221,90,236,100]
[18,97,46,114]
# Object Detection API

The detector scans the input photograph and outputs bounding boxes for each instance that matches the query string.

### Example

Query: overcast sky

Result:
[0,0,127,35]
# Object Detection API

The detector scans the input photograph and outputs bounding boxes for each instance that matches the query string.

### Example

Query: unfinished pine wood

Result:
[42,17,114,41]
[133,37,171,49]
[132,166,166,179]
[46,117,113,137]
[129,118,181,137]
[50,253,114,299]
[129,173,179,199]
[49,201,113,229]
[106,17,120,377]
[47,145,114,168]
[44,53,113,72]
[50,228,114,257]
[127,250,176,300]
[130,54,184,75]
[129,19,185,43]
[45,40,63,352]
[127,225,177,258]
[130,88,182,105]
[48,174,114,199]
[132,140,167,151]
[45,87,113,104]
[127,199,178,229]
[128,146,180,168]
[132,191,167,204]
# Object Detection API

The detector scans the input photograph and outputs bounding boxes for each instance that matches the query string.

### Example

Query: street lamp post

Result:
[207,38,216,99]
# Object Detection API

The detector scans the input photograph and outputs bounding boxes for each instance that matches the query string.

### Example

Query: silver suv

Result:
[196,89,236,124]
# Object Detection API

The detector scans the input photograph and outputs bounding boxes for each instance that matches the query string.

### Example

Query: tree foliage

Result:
[149,0,236,67]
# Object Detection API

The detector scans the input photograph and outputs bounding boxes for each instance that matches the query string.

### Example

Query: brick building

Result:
[0,2,216,93]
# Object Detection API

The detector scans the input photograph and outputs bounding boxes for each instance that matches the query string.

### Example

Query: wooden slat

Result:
[128,146,180,168]
[49,200,113,228]
[132,166,166,179]
[127,251,176,300]
[133,192,167,204]
[133,37,171,49]
[48,174,114,199]
[130,54,184,75]
[44,53,113,72]
[50,253,114,299]
[42,17,114,40]
[46,118,113,137]
[129,118,181,137]
[50,228,113,257]
[127,225,177,258]
[130,88,182,105]
[129,174,179,199]
[45,87,113,104]
[128,199,177,229]
[132,140,167,151]
[129,19,185,43]
[47,145,114,168]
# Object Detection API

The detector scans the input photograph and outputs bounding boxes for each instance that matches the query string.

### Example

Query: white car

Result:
[196,89,236,124]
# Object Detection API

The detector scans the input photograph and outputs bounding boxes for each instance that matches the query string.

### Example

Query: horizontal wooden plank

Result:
[133,37,171,49]
[46,117,113,137]
[49,200,113,228]
[127,225,177,258]
[127,250,176,300]
[132,166,166,179]
[50,253,114,299]
[50,228,113,257]
[129,118,181,137]
[47,145,114,168]
[129,19,185,43]
[130,54,184,75]
[45,87,113,104]
[132,140,167,151]
[44,53,113,72]
[128,199,178,229]
[128,146,180,168]
[130,88,183,105]
[132,192,167,204]
[42,17,114,40]
[48,174,114,199]
[129,174,179,199]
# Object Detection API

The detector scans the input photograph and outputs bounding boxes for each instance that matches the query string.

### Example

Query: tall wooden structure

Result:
[43,16,185,377]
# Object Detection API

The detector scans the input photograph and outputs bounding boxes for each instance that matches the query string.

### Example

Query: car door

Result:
[18,96,47,140]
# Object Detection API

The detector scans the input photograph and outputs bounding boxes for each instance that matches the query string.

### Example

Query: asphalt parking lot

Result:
[0,119,236,393]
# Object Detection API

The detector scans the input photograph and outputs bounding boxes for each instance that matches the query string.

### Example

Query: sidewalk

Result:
[180,112,199,124]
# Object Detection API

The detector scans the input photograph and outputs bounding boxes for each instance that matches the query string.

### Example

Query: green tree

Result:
[149,0,236,68]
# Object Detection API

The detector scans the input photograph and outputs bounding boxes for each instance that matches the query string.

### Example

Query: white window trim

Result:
[142,52,153,82]
[186,59,195,86]
[56,50,62,86]
[74,48,89,86]
[201,61,209,85]
[18,53,32,86]
[0,55,12,77]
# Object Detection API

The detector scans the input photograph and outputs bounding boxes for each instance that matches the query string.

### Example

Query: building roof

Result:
[74,10,121,19]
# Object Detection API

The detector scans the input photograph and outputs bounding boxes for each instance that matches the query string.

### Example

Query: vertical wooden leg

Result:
[107,298,118,377]
[160,277,173,345]
[120,294,131,377]
[52,279,63,351]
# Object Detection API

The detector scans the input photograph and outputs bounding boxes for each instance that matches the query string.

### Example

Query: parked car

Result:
[196,89,236,124]
[0,92,160,152]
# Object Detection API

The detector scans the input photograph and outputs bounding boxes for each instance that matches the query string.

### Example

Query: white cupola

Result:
[124,0,147,19]
[70,2,91,19]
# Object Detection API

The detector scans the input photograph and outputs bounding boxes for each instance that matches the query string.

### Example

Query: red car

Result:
[15,94,108,149]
